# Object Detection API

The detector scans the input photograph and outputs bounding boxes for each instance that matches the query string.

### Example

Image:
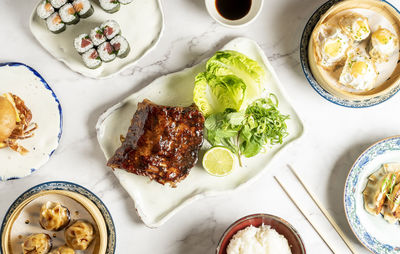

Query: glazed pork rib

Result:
[107,99,205,187]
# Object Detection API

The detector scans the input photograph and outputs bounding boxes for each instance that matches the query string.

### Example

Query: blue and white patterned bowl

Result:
[0,181,116,254]
[344,136,400,254]
[0,62,62,181]
[300,0,400,108]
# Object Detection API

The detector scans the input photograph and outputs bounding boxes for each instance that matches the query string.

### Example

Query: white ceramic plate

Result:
[0,63,62,181]
[345,136,400,254]
[96,37,305,227]
[30,0,164,79]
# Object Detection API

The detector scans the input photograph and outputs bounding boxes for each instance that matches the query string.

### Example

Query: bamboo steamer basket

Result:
[1,190,108,254]
[308,0,400,100]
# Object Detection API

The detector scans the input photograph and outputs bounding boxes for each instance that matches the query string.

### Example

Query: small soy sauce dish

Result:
[205,0,263,27]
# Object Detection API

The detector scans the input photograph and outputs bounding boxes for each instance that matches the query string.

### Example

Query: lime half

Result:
[202,147,235,176]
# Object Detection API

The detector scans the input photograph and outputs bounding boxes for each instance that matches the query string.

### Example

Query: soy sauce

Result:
[216,0,252,21]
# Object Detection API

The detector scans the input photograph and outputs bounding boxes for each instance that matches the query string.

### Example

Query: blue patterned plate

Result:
[0,181,116,254]
[300,0,400,108]
[345,136,400,254]
[0,62,62,181]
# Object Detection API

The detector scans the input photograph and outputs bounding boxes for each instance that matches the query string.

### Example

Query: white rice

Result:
[110,35,130,57]
[119,0,133,4]
[59,3,77,23]
[99,0,119,11]
[74,34,93,54]
[100,20,121,40]
[98,42,116,62]
[227,225,292,254]
[46,12,64,32]
[50,0,67,9]
[72,0,91,16]
[37,0,54,19]
[89,27,106,46]
[82,49,101,69]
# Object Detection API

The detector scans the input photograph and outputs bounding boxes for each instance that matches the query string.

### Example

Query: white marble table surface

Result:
[1,0,400,253]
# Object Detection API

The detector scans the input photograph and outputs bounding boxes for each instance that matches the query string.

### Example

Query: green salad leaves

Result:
[193,50,266,116]
[205,95,289,166]
[194,50,289,167]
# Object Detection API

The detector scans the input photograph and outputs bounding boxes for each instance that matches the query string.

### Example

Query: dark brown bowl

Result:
[216,214,306,254]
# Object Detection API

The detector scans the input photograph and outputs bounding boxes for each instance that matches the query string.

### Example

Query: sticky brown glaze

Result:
[107,99,205,187]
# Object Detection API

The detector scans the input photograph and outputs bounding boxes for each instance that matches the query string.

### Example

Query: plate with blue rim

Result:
[300,0,400,108]
[0,62,62,181]
[344,136,400,254]
[0,181,116,254]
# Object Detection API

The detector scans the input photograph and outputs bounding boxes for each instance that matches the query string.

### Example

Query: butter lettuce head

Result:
[193,72,217,116]
[193,50,266,116]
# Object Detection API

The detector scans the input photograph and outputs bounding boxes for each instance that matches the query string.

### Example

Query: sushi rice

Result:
[50,0,67,9]
[82,49,102,69]
[118,0,133,4]
[72,0,94,18]
[59,3,79,25]
[99,0,120,13]
[36,0,54,19]
[74,34,94,54]
[46,12,65,33]
[110,35,130,58]
[101,20,121,40]
[37,0,55,19]
[98,42,116,62]
[89,27,106,46]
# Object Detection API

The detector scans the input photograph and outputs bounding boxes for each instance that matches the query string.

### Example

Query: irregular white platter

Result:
[0,63,62,181]
[30,0,164,79]
[96,37,305,227]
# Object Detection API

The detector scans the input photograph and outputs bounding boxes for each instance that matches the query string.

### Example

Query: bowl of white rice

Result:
[216,214,305,254]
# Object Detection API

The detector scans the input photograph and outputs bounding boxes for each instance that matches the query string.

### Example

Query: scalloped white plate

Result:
[345,136,400,254]
[0,63,62,181]
[30,0,164,79]
[96,37,305,227]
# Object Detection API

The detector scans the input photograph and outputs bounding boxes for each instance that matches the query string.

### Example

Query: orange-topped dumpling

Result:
[40,201,70,231]
[369,28,398,62]
[339,49,377,91]
[313,24,352,70]
[339,13,371,42]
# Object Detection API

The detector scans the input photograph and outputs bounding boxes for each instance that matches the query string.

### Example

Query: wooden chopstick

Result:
[287,164,357,254]
[274,176,335,253]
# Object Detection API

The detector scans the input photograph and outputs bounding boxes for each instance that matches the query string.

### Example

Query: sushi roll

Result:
[74,34,93,54]
[46,12,66,33]
[99,0,120,13]
[37,0,54,19]
[110,35,130,58]
[101,20,120,40]
[82,49,102,69]
[72,0,94,18]
[50,0,67,9]
[59,3,79,25]
[89,27,106,46]
[118,0,133,4]
[98,42,116,62]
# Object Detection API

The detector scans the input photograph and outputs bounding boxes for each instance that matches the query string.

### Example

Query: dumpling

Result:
[363,165,398,215]
[65,221,95,250]
[339,13,370,42]
[49,246,75,254]
[22,233,52,254]
[339,49,377,91]
[387,183,400,218]
[313,24,351,70]
[40,201,70,231]
[368,28,398,63]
